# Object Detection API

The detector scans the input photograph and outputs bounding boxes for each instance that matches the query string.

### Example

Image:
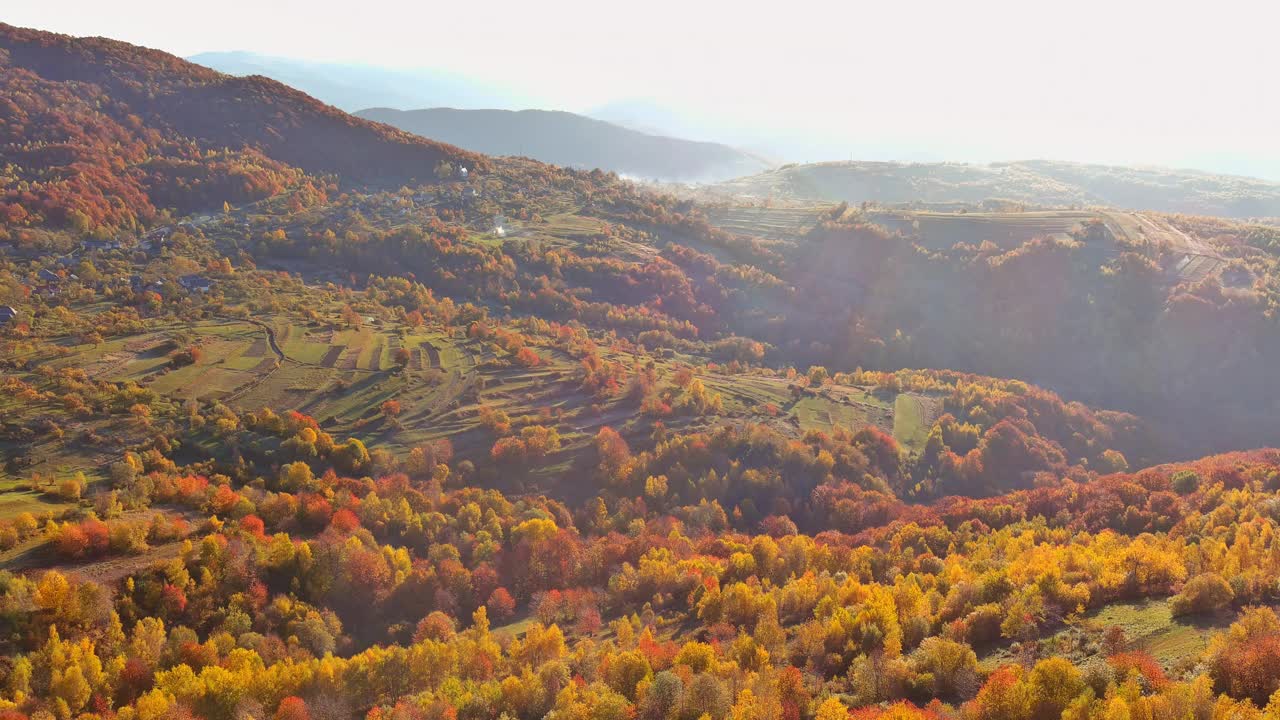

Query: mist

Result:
[8,0,1280,179]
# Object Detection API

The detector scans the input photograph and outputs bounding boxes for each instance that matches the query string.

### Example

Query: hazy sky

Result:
[9,0,1280,178]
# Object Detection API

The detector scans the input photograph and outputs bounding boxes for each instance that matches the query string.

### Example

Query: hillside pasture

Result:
[705,205,833,241]
[893,393,942,452]
[39,319,271,402]
[1120,212,1229,282]
[979,598,1232,677]
[867,209,1228,283]
[869,210,1099,251]
[229,328,475,437]
[0,380,139,519]
[703,373,932,452]
[21,314,494,458]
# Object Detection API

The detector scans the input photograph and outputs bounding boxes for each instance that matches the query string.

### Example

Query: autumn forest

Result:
[4,19,1280,720]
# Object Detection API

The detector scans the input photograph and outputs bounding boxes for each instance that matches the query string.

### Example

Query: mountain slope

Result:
[0,24,484,231]
[357,107,770,182]
[714,159,1280,218]
[189,51,526,112]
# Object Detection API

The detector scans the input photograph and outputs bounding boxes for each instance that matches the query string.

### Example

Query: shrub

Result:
[1208,608,1280,705]
[909,637,978,699]
[56,475,85,501]
[1107,651,1168,690]
[169,346,203,367]
[54,524,90,559]
[1171,573,1234,616]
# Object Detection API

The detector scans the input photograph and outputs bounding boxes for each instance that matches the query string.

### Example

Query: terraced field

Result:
[1104,211,1228,282]
[41,319,273,402]
[229,326,473,438]
[21,306,498,463]
[869,210,1096,251]
[705,205,833,241]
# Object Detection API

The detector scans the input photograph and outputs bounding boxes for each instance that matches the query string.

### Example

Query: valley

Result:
[2,19,1280,720]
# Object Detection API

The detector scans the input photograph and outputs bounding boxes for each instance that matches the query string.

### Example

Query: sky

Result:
[8,0,1280,178]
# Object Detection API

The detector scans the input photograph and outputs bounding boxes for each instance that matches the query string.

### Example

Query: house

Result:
[459,166,469,179]
[0,306,16,324]
[81,239,123,253]
[37,269,77,297]
[462,186,478,200]
[178,274,213,293]
[132,277,165,296]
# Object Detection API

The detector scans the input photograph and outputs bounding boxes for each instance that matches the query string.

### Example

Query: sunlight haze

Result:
[8,0,1280,177]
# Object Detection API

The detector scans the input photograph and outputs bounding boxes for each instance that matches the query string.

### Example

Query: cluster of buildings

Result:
[0,220,228,328]
[36,268,76,298]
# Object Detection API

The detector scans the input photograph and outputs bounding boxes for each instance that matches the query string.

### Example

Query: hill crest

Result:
[713,158,1280,219]
[0,23,485,230]
[356,106,771,183]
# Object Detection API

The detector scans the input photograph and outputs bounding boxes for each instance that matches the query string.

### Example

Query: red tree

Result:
[275,697,311,720]
[487,588,516,621]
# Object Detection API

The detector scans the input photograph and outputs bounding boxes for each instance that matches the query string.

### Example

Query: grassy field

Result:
[37,319,273,403]
[702,372,934,452]
[0,484,66,519]
[980,598,1233,676]
[0,351,130,520]
[791,390,892,434]
[1090,600,1225,670]
[893,393,935,451]
[0,421,118,521]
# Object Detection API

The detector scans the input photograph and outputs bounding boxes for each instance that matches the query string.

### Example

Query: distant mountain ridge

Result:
[357,107,771,183]
[713,159,1280,218]
[188,51,528,112]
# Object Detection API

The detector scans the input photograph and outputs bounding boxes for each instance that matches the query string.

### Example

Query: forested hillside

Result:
[0,23,484,232]
[4,22,1280,720]
[358,107,769,182]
